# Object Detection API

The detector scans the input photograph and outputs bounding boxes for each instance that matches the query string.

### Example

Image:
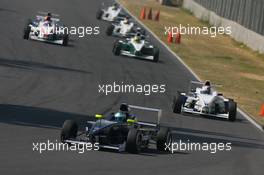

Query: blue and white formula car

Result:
[61,104,172,154]
[172,81,237,121]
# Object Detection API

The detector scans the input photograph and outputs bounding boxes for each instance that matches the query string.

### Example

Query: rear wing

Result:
[190,80,222,87]
[36,12,60,22]
[188,80,222,93]
[128,105,162,126]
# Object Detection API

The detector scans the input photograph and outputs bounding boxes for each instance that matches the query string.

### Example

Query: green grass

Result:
[119,0,264,125]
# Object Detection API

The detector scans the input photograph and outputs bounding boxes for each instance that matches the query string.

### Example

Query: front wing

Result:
[29,34,64,45]
[182,107,229,119]
[120,50,154,60]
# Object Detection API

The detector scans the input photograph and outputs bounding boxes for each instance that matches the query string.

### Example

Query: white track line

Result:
[117,0,263,132]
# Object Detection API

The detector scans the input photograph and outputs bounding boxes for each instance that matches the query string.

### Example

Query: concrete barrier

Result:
[183,0,264,53]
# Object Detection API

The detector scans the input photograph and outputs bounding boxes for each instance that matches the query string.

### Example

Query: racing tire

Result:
[157,127,172,152]
[60,120,78,142]
[23,26,31,40]
[228,100,237,121]
[126,128,142,154]
[113,41,122,56]
[141,29,146,36]
[62,34,69,46]
[106,24,115,36]
[153,48,159,62]
[172,92,186,114]
[96,9,103,20]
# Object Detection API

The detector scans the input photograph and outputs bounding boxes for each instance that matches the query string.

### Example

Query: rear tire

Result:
[153,48,159,62]
[96,9,103,20]
[126,128,142,154]
[228,101,237,121]
[61,120,78,142]
[157,127,172,151]
[106,24,115,36]
[172,92,186,113]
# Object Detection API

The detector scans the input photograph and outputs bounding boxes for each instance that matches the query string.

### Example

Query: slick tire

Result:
[157,127,172,152]
[61,120,78,142]
[228,100,237,122]
[23,26,31,40]
[126,128,142,154]
[153,48,159,62]
[106,24,115,36]
[113,41,122,56]
[172,92,186,113]
[96,9,103,20]
[62,34,69,46]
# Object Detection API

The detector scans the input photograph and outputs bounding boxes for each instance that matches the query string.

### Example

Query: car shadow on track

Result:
[0,8,17,13]
[177,112,246,123]
[99,144,189,157]
[0,104,94,130]
[0,104,189,156]
[0,57,91,74]
[169,129,264,150]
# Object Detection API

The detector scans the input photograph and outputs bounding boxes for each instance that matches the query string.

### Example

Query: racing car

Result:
[112,34,159,62]
[96,3,127,22]
[61,104,172,154]
[106,17,145,38]
[23,12,69,46]
[172,81,237,121]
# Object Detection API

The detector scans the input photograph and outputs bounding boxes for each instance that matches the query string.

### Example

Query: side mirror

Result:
[95,114,104,119]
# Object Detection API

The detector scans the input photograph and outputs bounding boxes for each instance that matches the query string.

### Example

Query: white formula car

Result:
[113,35,159,62]
[96,3,126,22]
[172,81,237,121]
[106,18,145,38]
[23,13,69,46]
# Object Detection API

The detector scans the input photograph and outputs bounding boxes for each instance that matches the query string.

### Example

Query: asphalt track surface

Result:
[0,0,263,174]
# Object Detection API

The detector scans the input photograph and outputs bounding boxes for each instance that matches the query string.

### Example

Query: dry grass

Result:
[119,0,264,125]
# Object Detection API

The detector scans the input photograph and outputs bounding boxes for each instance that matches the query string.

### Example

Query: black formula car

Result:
[61,104,172,154]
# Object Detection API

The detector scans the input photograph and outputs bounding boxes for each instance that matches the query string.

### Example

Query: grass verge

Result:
[119,0,264,126]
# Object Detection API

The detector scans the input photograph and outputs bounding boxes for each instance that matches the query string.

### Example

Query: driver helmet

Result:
[114,112,126,122]
[113,3,119,10]
[120,103,130,112]
[45,12,52,21]
[134,33,141,42]
[202,85,211,94]
[123,17,130,24]
[136,27,141,32]
[204,80,211,87]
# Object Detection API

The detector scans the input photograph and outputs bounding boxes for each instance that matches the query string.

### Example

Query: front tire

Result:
[157,127,172,151]
[106,24,115,36]
[126,128,142,154]
[61,120,78,142]
[113,41,122,56]
[62,34,69,46]
[228,100,237,121]
[96,9,103,20]
[23,26,31,40]
[153,48,159,62]
[172,92,186,113]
